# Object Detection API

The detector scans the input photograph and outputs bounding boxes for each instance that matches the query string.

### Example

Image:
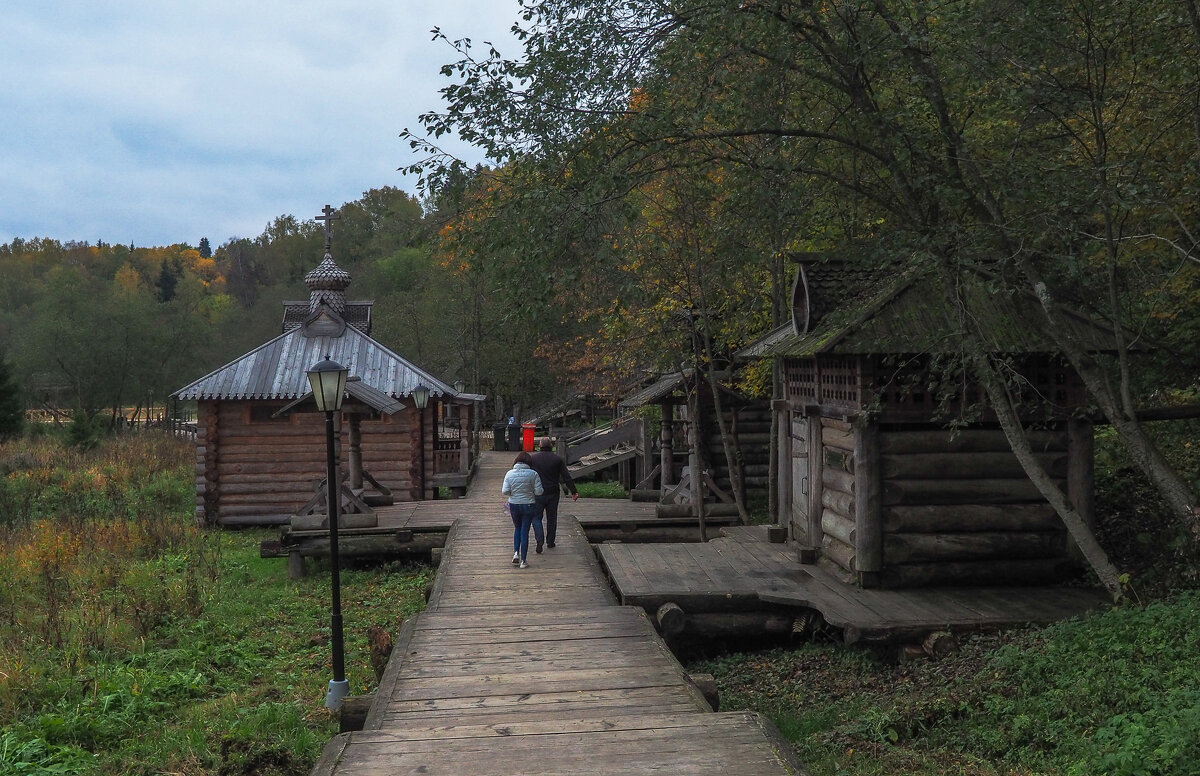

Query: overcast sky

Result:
[0,1,521,248]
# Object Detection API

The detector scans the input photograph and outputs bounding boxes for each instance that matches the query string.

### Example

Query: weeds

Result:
[0,433,433,775]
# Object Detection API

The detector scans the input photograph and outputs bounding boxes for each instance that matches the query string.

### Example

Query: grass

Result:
[5,424,1199,775]
[0,433,432,776]
[575,480,628,499]
[689,592,1200,775]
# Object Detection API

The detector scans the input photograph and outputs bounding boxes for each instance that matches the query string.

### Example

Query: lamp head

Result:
[411,383,430,409]
[306,355,348,413]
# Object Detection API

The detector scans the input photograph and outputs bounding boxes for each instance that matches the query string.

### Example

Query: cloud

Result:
[0,0,521,246]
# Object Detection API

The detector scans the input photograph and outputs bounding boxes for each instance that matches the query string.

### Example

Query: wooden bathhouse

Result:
[617,370,771,505]
[739,258,1114,589]
[172,223,477,527]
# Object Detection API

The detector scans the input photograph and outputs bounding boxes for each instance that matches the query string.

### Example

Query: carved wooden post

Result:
[660,400,674,489]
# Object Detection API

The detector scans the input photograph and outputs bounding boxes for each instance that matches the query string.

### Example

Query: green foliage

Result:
[0,436,434,773]
[575,480,627,499]
[693,592,1200,776]
[0,352,22,440]
[0,730,95,776]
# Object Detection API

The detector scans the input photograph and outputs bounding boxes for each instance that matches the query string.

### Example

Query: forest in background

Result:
[0,184,576,426]
[3,0,1200,567]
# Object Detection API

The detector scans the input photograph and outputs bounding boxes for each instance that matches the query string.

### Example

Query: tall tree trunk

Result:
[686,377,708,543]
[692,318,750,525]
[972,351,1124,599]
[1025,276,1200,545]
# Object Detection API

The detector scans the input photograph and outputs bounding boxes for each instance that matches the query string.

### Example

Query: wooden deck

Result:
[310,455,806,776]
[599,526,1112,644]
[268,451,737,563]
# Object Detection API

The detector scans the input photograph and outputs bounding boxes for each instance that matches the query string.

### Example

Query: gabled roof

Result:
[619,371,691,409]
[738,264,1121,359]
[282,300,373,334]
[172,313,454,402]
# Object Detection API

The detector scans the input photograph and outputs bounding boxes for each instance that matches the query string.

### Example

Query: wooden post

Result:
[638,416,652,488]
[773,399,791,537]
[660,401,675,489]
[807,414,823,552]
[459,403,470,473]
[854,422,882,584]
[287,551,307,579]
[348,415,364,492]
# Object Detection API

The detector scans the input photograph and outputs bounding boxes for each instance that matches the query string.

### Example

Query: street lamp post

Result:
[307,356,349,711]
[412,384,430,499]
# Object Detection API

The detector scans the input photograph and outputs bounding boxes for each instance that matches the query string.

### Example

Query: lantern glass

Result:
[411,383,430,409]
[453,379,465,395]
[307,358,348,412]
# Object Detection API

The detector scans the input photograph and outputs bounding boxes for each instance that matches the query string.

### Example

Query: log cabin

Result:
[738,257,1119,589]
[172,236,478,527]
[618,370,771,505]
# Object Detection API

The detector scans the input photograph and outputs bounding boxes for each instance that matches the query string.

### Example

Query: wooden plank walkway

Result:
[310,454,806,776]
[271,452,738,560]
[599,526,1111,644]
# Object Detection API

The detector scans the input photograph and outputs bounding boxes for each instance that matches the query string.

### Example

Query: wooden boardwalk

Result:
[310,453,806,776]
[269,455,737,563]
[600,526,1111,644]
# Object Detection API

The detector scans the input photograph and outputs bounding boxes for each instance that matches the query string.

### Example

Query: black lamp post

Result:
[412,384,430,499]
[307,355,349,710]
[453,379,465,395]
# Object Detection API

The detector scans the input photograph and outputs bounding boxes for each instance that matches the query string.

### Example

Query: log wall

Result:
[200,401,420,525]
[878,426,1073,588]
[808,421,1081,588]
[702,402,772,497]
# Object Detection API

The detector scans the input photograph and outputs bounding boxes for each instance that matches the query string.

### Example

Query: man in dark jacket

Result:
[529,437,579,551]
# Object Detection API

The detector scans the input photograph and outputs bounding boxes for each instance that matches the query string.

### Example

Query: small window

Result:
[823,448,850,471]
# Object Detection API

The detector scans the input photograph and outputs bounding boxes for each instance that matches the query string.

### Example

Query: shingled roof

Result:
[739,262,1121,359]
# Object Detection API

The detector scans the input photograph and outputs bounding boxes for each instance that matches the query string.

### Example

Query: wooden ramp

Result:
[311,455,806,776]
[600,527,1111,644]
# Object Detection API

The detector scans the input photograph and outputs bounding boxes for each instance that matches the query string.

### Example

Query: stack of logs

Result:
[819,420,1073,588]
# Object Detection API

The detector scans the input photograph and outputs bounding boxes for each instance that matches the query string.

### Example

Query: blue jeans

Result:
[509,502,543,560]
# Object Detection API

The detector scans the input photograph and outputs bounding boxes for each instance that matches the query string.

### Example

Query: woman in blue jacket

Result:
[502,451,544,568]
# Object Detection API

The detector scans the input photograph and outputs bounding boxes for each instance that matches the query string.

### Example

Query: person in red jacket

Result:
[529,437,579,551]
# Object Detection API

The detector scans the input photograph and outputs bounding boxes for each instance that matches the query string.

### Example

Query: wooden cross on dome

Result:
[315,204,339,253]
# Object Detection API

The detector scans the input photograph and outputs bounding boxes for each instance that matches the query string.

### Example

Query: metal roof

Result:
[172,321,455,402]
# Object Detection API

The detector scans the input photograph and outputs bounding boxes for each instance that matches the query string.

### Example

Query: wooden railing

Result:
[433,437,474,475]
[562,417,643,465]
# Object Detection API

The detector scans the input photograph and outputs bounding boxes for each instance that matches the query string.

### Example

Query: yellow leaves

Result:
[114,262,144,293]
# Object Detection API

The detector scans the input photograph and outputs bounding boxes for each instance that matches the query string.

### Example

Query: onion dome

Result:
[305,254,351,315]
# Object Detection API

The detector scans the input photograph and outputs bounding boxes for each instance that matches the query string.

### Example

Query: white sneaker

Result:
[512,552,520,564]
[519,560,529,569]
